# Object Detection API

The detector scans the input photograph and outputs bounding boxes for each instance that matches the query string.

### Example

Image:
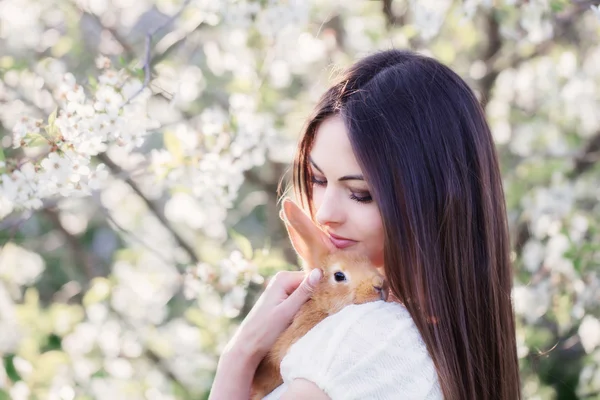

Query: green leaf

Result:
[82,277,111,307]
[3,354,22,382]
[550,0,567,12]
[26,132,49,147]
[0,147,5,174]
[163,130,184,162]
[125,67,145,81]
[41,333,62,352]
[0,389,10,400]
[46,108,61,140]
[185,308,208,328]
[88,75,98,89]
[229,229,253,260]
[48,107,58,126]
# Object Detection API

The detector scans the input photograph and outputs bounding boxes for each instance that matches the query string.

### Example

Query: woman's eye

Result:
[310,174,371,204]
[310,176,327,186]
[334,272,346,282]
[350,192,373,203]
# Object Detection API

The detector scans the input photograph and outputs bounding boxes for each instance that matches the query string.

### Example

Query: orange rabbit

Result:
[250,199,389,400]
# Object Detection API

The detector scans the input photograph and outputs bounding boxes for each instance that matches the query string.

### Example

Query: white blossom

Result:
[11,116,43,148]
[579,316,600,354]
[591,5,600,21]
[2,69,151,213]
[0,243,45,287]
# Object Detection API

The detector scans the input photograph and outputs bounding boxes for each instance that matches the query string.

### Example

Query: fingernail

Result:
[308,269,322,285]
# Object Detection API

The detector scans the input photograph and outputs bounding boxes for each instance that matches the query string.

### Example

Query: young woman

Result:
[210,49,521,399]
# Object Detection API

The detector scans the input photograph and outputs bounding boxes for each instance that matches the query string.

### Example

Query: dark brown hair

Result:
[291,49,521,399]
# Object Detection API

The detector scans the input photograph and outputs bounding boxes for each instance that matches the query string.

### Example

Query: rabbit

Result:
[250,199,389,400]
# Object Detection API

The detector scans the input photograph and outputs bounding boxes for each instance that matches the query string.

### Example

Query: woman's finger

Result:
[278,268,322,318]
[266,270,305,295]
[280,271,308,295]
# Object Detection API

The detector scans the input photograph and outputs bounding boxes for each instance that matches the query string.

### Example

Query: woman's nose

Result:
[314,190,345,226]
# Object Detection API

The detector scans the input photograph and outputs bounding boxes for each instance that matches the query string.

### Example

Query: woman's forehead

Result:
[310,116,362,174]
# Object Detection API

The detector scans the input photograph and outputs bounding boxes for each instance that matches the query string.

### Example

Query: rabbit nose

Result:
[373,285,389,301]
[372,277,389,301]
[372,276,384,288]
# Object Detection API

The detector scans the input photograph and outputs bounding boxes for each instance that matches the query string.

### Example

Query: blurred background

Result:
[0,0,599,399]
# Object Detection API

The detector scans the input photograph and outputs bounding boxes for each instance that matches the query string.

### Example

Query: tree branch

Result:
[123,0,192,106]
[514,129,600,253]
[479,1,593,93]
[42,197,193,395]
[4,70,199,268]
[41,196,192,393]
[151,20,205,69]
[43,208,100,279]
[93,197,177,267]
[70,1,136,59]
[382,0,405,27]
[97,152,199,265]
[569,131,600,179]
[471,3,600,255]
[478,10,503,105]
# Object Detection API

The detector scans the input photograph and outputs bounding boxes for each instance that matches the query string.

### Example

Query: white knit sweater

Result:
[262,300,443,400]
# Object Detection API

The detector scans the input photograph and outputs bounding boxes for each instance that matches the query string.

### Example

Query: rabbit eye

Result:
[334,272,346,282]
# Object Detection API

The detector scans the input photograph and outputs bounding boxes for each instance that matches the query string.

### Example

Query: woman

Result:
[210,49,521,399]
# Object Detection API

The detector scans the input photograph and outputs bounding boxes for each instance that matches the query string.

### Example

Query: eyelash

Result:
[310,176,373,204]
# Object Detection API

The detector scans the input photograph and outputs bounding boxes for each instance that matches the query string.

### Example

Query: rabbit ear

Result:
[280,198,336,269]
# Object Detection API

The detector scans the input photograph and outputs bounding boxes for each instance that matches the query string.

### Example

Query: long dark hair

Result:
[290,49,521,400]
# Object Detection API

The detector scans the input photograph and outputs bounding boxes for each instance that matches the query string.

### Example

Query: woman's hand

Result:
[229,268,323,363]
[209,268,323,400]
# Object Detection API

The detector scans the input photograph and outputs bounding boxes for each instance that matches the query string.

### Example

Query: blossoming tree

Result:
[0,0,599,398]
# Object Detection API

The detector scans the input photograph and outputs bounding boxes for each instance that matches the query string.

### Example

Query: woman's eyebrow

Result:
[309,157,364,181]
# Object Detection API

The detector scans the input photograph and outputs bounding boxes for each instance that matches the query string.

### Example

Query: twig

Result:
[42,208,100,279]
[37,195,193,395]
[80,8,136,58]
[114,311,193,397]
[479,1,594,91]
[95,199,177,268]
[569,131,600,179]
[382,0,405,27]
[0,210,32,267]
[97,152,199,265]
[514,129,600,253]
[76,196,191,392]
[151,20,205,68]
[0,209,34,233]
[6,85,50,118]
[478,10,502,106]
[4,85,198,266]
[122,0,192,106]
[41,204,193,394]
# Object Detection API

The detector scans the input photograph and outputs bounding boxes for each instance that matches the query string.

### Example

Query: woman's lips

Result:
[328,233,357,249]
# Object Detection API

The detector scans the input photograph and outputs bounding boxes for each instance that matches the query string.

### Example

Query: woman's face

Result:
[308,115,385,268]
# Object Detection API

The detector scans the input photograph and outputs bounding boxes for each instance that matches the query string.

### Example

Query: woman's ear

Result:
[280,198,337,269]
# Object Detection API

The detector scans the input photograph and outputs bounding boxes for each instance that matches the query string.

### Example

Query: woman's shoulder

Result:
[328,298,414,326]
[280,300,443,399]
[306,300,424,347]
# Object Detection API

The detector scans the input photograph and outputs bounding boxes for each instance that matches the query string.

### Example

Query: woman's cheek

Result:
[311,186,324,211]
[366,207,385,265]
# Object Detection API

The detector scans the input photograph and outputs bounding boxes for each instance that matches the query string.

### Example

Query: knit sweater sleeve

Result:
[278,300,443,400]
